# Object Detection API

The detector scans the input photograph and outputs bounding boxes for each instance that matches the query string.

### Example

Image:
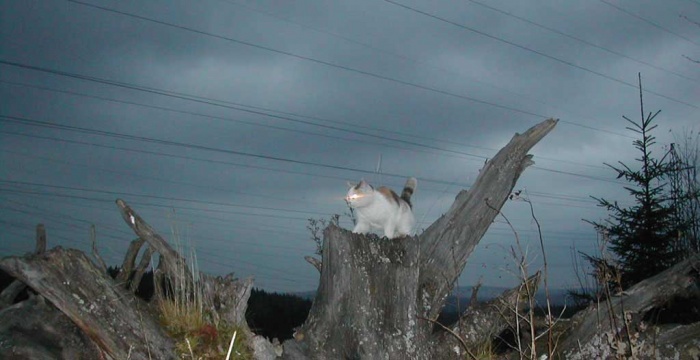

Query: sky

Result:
[1,0,698,294]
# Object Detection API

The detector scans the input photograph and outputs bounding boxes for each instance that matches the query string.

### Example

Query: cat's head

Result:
[345,179,374,208]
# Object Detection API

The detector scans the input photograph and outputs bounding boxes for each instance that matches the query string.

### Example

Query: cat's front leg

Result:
[383,224,396,239]
[353,221,370,234]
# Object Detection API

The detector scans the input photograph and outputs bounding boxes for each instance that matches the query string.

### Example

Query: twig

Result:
[416,316,477,360]
[35,223,46,254]
[91,224,108,273]
[185,338,194,359]
[225,330,238,360]
[304,256,322,272]
[522,191,556,357]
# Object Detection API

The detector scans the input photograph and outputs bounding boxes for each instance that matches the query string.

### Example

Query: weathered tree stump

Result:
[282,118,559,359]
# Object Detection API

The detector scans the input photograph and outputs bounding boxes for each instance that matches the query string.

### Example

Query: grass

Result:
[154,215,253,359]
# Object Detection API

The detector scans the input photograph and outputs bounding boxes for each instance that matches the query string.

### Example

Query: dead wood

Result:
[0,294,103,359]
[295,229,421,358]
[201,273,254,326]
[283,119,558,359]
[116,198,190,284]
[35,223,46,254]
[90,224,108,273]
[0,279,26,308]
[304,255,322,272]
[0,247,175,360]
[431,271,542,358]
[129,244,155,293]
[558,253,700,359]
[116,237,146,285]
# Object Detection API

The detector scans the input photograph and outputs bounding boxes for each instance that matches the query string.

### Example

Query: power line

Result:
[0,130,354,183]
[1,134,603,210]
[0,214,315,285]
[382,0,699,110]
[57,1,655,135]
[0,114,627,186]
[0,62,497,162]
[0,187,602,242]
[465,0,699,84]
[0,179,329,217]
[1,79,613,170]
[60,1,551,118]
[0,79,489,163]
[0,194,321,283]
[216,0,637,136]
[1,148,325,207]
[599,0,700,47]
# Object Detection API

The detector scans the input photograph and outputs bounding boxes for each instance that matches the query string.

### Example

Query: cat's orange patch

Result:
[377,187,401,204]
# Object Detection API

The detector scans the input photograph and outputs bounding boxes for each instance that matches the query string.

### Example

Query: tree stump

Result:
[283,119,558,359]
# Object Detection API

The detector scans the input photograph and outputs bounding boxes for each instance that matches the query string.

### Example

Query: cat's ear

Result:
[347,181,356,189]
[358,179,368,187]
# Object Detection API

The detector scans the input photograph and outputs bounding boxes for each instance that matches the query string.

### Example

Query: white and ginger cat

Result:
[345,177,417,239]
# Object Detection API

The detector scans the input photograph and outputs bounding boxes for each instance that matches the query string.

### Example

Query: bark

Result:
[0,223,47,309]
[35,223,46,254]
[0,247,175,360]
[284,119,558,359]
[0,279,26,308]
[430,272,542,359]
[91,224,108,273]
[296,229,421,359]
[116,237,145,285]
[116,198,190,285]
[201,273,254,326]
[558,253,700,359]
[129,244,155,293]
[304,255,322,272]
[115,200,260,356]
[0,294,103,359]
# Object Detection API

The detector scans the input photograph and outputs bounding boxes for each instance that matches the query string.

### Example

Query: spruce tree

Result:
[588,74,680,288]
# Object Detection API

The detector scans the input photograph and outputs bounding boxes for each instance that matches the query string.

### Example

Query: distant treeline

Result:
[246,288,312,341]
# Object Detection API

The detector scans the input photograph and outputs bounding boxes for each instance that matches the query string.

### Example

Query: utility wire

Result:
[465,0,699,84]
[599,0,700,47]
[0,79,613,170]
[59,0,662,134]
[216,0,635,133]
[0,179,328,217]
[0,115,627,185]
[0,187,601,238]
[1,137,600,205]
[382,0,699,110]
[0,80,489,163]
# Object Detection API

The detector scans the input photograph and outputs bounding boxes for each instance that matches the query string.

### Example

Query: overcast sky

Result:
[1,0,698,294]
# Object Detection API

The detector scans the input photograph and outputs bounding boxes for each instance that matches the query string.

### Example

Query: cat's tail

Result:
[400,177,417,208]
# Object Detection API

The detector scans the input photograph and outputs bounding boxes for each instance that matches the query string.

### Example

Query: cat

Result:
[345,177,417,239]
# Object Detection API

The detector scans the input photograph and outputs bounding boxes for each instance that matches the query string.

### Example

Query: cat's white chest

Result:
[356,200,393,227]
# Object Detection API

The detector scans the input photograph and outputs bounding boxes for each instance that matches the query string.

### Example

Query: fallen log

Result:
[0,247,176,360]
[0,294,102,359]
[558,253,700,359]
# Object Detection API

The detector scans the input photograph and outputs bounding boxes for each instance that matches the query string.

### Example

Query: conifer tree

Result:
[588,74,681,288]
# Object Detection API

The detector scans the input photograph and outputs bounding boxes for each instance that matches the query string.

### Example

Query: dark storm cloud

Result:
[1,0,698,292]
